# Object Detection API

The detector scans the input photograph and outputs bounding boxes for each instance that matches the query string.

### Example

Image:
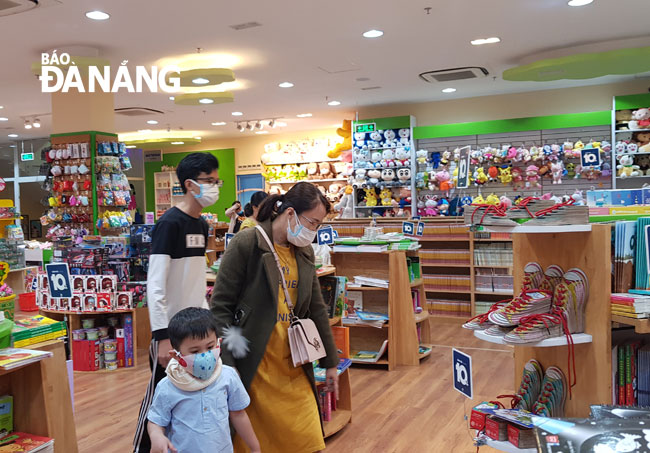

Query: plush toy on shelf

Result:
[487,166,498,183]
[319,162,334,179]
[617,154,641,178]
[367,168,381,186]
[364,188,378,207]
[438,198,450,216]
[634,131,650,153]
[370,150,382,168]
[354,169,367,187]
[498,166,512,184]
[551,161,564,184]
[334,185,354,218]
[473,167,488,185]
[499,195,513,209]
[629,108,650,130]
[379,188,393,206]
[381,149,395,167]
[397,168,411,183]
[383,130,398,148]
[307,162,319,179]
[381,168,396,183]
[525,165,541,188]
[416,196,426,217]
[397,187,412,217]
[416,149,428,165]
[435,168,452,192]
[328,119,352,159]
[369,131,383,149]
[565,162,576,179]
[395,147,410,167]
[398,128,410,146]
[424,195,439,217]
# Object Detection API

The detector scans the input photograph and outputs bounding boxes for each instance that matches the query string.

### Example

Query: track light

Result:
[33,118,41,128]
[24,120,32,129]
[236,122,245,132]
[269,119,276,128]
[255,121,263,130]
[246,122,254,131]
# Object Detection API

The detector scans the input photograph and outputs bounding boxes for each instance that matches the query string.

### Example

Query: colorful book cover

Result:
[116,328,125,368]
[0,432,54,452]
[619,345,626,405]
[0,395,12,438]
[331,327,349,359]
[124,314,134,367]
[319,277,338,318]
[0,348,52,371]
[626,344,633,405]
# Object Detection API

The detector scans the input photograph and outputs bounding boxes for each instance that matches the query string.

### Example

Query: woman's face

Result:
[289,202,327,232]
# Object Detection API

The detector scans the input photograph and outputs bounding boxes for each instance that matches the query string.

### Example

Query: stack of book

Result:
[611,293,650,318]
[0,348,53,371]
[351,340,388,363]
[12,315,67,348]
[612,341,647,406]
[0,432,53,452]
[342,311,388,328]
[351,276,388,288]
[614,221,636,293]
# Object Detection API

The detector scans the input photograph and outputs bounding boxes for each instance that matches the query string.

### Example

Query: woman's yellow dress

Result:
[233,244,324,453]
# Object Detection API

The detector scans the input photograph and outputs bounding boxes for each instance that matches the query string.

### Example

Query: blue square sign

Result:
[402,221,415,236]
[224,233,235,249]
[45,263,72,298]
[452,348,473,399]
[416,222,425,237]
[317,225,334,245]
[580,147,601,168]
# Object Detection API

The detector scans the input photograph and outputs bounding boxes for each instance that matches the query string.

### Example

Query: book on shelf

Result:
[314,358,352,382]
[0,432,54,452]
[356,311,389,323]
[347,291,363,312]
[0,348,53,371]
[353,276,388,288]
[0,395,11,438]
[331,327,350,359]
[12,315,67,348]
[351,340,388,363]
[320,276,338,318]
[418,345,431,355]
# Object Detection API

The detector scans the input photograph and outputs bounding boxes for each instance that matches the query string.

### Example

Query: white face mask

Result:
[189,180,220,208]
[287,214,316,247]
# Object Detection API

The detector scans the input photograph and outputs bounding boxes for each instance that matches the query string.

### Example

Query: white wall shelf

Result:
[474,330,592,347]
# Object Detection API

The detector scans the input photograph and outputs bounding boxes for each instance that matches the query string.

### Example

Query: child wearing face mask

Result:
[211,182,339,453]
[147,307,260,453]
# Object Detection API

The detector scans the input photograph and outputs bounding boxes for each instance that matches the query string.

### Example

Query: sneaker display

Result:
[521,262,544,290]
[538,264,565,294]
[531,366,567,418]
[462,300,509,331]
[482,325,513,337]
[514,359,544,412]
[487,290,553,327]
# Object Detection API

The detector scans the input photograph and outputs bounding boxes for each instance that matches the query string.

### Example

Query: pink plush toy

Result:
[551,161,563,185]
[525,165,541,188]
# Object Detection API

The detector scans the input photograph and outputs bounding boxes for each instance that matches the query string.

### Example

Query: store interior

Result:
[1,0,650,452]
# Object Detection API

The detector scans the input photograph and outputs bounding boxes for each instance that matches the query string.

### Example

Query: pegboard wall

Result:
[416,125,613,202]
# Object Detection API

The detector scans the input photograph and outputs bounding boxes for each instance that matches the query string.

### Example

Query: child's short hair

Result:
[168,307,218,350]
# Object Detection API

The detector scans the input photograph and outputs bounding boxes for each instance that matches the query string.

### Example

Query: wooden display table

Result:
[1,340,78,452]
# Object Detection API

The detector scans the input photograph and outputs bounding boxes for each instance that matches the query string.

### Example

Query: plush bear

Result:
[307,162,319,179]
[635,132,650,153]
[381,149,395,167]
[398,128,410,146]
[616,109,633,130]
[551,161,563,184]
[319,162,334,179]
[629,108,650,130]
[617,154,641,178]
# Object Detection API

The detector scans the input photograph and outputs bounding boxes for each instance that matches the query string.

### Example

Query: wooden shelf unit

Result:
[332,249,430,370]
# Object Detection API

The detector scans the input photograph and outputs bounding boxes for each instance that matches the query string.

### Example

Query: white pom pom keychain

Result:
[222,325,250,359]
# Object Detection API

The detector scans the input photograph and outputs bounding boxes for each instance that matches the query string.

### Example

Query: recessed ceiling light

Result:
[85,10,110,20]
[442,88,457,93]
[232,112,243,116]
[276,121,287,127]
[169,96,175,100]
[568,0,593,5]
[328,101,341,106]
[471,37,501,46]
[192,78,210,85]
[278,82,294,88]
[199,98,214,104]
[8,134,18,138]
[194,136,202,140]
[0,106,3,109]
[0,118,7,122]
[147,120,158,125]
[211,122,227,126]
[171,141,185,145]
[363,29,383,38]
[255,131,269,135]
[296,113,312,118]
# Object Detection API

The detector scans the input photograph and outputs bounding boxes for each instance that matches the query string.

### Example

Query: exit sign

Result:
[355,123,376,133]
[20,153,34,161]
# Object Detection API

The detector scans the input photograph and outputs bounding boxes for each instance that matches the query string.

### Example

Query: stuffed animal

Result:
[398,129,410,146]
[438,199,450,216]
[369,131,383,148]
[498,166,512,184]
[629,108,650,130]
[334,185,354,218]
[395,147,410,167]
[397,187,412,217]
[529,146,542,162]
[319,162,334,179]
[485,193,500,205]
[416,149,428,165]
[328,119,352,158]
[628,143,639,153]
[383,130,397,148]
[473,167,488,185]
[415,172,426,189]
[507,146,518,161]
[571,190,585,206]
[397,167,411,183]
[551,161,563,184]
[367,168,381,185]
[440,150,451,166]
[565,162,576,179]
[381,149,395,167]
[353,131,366,148]
[487,166,498,183]
[635,131,650,153]
[617,154,641,178]
[470,149,483,165]
[525,165,541,188]
[616,109,633,129]
[435,169,452,192]
[424,195,439,217]
[354,169,367,187]
[364,188,378,207]
[381,168,395,182]
[499,195,513,209]
[307,162,319,179]
[368,150,381,168]
[416,196,426,217]
[378,188,393,206]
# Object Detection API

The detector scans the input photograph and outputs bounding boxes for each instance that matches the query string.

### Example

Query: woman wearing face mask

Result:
[211,182,338,453]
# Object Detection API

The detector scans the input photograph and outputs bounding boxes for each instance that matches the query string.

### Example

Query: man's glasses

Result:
[196,177,223,188]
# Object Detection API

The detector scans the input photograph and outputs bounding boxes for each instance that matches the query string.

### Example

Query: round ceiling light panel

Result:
[168,68,235,87]
[174,92,234,105]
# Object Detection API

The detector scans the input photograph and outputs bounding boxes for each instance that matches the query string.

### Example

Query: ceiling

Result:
[1,0,649,146]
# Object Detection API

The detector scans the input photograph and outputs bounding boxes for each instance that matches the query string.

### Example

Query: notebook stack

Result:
[611,293,650,319]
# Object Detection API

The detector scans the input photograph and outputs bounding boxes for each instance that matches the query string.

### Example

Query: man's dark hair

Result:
[250,191,268,208]
[168,307,218,350]
[176,153,220,194]
[244,203,253,217]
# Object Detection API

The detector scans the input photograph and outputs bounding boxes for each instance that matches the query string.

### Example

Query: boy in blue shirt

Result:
[147,308,260,453]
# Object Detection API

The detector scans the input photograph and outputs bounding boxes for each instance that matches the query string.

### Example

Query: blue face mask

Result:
[176,349,220,380]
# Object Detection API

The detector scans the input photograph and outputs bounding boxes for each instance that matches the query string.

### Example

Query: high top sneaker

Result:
[538,265,565,294]
[463,262,543,331]
[487,290,553,327]
[514,359,544,412]
[531,366,567,418]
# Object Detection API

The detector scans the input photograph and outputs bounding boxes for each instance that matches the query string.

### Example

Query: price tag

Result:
[457,146,471,189]
[416,222,425,237]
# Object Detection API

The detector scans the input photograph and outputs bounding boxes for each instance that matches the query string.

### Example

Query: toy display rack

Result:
[331,249,432,371]
[611,93,650,189]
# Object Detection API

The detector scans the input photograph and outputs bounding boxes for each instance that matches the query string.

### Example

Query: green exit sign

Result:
[355,123,376,133]
[20,153,34,161]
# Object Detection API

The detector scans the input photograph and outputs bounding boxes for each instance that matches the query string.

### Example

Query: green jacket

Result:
[210,220,339,394]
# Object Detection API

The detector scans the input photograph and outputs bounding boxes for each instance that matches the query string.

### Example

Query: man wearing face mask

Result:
[134,152,220,453]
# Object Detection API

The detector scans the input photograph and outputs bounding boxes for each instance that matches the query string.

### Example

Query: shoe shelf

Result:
[473,330,593,347]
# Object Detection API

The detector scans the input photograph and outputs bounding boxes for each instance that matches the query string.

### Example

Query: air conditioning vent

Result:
[0,0,60,17]
[361,86,382,91]
[230,21,262,31]
[419,67,489,83]
[115,107,165,117]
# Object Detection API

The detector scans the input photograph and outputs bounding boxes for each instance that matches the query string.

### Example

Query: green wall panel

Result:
[414,111,611,140]
[356,115,411,130]
[145,148,236,221]
[615,93,650,110]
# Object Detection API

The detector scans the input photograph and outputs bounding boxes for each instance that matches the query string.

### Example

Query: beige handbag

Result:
[256,226,327,366]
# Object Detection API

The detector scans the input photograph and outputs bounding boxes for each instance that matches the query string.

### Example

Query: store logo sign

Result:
[317,226,334,245]
[39,52,180,93]
[45,263,72,298]
[452,348,473,399]
[580,147,601,168]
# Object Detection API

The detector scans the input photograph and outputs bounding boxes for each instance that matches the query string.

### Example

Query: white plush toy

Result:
[617,154,641,178]
[369,131,383,149]
[353,132,366,148]
[354,168,367,187]
[367,168,381,185]
[334,186,354,218]
[395,147,410,167]
[381,149,395,167]
[398,128,410,146]
[383,130,397,148]
[370,150,382,168]
[416,149,427,165]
